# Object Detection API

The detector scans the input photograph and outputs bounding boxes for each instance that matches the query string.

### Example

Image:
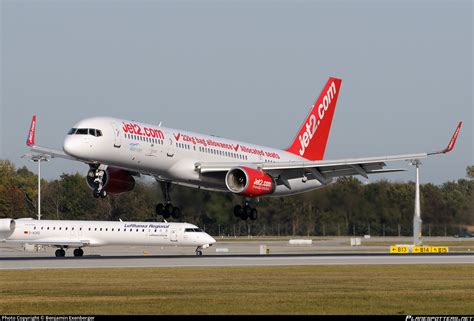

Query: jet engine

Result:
[86,167,135,194]
[225,166,275,197]
[0,218,15,239]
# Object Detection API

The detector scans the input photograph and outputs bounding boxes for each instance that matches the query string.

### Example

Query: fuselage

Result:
[62,117,327,195]
[4,218,216,248]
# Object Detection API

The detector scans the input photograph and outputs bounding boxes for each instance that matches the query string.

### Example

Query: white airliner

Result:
[0,218,216,257]
[26,77,462,220]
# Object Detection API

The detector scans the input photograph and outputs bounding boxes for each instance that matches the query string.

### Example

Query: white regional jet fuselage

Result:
[1,218,216,257]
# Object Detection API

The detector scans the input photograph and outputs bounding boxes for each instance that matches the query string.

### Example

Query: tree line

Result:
[0,159,472,236]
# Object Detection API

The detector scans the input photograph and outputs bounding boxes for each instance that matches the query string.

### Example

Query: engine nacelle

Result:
[225,166,275,197]
[0,218,15,239]
[86,167,135,194]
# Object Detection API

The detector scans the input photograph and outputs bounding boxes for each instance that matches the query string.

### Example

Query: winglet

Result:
[428,121,462,155]
[26,115,37,146]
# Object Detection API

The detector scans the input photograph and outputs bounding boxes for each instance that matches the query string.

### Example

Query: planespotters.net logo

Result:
[298,81,337,156]
[406,316,474,321]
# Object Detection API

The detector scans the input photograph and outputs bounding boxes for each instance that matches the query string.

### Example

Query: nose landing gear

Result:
[88,165,107,198]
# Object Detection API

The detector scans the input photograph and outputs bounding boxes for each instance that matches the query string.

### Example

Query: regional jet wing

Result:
[195,121,462,184]
[5,239,91,247]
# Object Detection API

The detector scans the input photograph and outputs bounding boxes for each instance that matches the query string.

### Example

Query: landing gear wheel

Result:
[241,205,251,220]
[250,208,258,221]
[171,207,181,219]
[156,181,183,219]
[55,249,66,257]
[163,203,173,219]
[196,251,203,256]
[234,205,243,217]
[73,248,84,257]
[156,203,164,216]
[87,169,96,178]
[88,165,107,198]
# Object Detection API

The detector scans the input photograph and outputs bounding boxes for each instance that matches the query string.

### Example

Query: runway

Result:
[1,237,472,270]
[0,253,471,270]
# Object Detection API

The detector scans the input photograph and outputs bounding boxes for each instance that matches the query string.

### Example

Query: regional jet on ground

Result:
[0,218,215,257]
[26,77,462,220]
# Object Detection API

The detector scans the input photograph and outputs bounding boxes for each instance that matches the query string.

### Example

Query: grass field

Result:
[1,265,473,315]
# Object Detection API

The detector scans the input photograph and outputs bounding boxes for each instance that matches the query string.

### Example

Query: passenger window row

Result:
[125,133,163,145]
[196,145,248,160]
[34,226,164,233]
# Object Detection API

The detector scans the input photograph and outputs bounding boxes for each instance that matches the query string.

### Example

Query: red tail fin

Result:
[286,77,342,160]
[27,115,36,146]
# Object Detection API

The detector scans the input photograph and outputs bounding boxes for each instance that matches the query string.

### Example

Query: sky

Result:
[1,0,472,184]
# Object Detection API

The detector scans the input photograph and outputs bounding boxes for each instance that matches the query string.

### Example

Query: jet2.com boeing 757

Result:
[26,77,462,221]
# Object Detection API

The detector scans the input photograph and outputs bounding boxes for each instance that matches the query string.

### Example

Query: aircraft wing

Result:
[195,122,462,184]
[195,153,423,183]
[27,145,76,161]
[25,115,81,162]
[5,239,91,248]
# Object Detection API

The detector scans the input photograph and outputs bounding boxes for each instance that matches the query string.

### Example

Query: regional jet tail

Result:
[25,77,462,222]
[0,218,216,257]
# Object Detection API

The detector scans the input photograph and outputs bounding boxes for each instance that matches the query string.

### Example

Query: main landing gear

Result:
[155,181,181,219]
[55,248,66,257]
[54,248,84,257]
[88,165,107,199]
[73,248,84,257]
[234,201,258,221]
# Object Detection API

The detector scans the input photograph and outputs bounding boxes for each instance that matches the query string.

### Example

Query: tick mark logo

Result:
[233,144,240,151]
[174,133,181,141]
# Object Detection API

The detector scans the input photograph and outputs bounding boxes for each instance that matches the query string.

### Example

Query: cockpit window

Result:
[185,228,203,232]
[69,128,103,137]
[76,128,88,135]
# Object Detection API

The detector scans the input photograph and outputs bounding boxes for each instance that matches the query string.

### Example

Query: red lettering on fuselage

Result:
[122,122,164,139]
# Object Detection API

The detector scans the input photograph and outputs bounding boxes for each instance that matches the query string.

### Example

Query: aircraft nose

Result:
[205,233,216,245]
[63,136,82,157]
[63,136,75,155]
